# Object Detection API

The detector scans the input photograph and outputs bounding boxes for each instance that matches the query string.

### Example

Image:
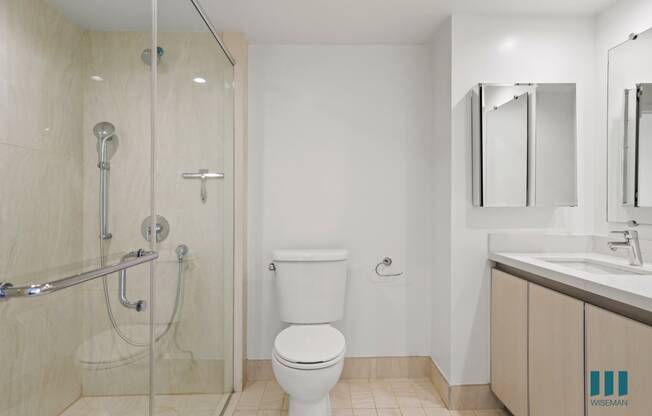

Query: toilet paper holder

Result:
[374,257,403,277]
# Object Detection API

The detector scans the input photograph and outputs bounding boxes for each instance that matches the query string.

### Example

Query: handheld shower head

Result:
[94,122,116,171]
[93,122,115,142]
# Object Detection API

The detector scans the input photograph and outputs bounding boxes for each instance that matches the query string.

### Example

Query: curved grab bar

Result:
[375,257,404,277]
[0,250,158,301]
[118,249,149,312]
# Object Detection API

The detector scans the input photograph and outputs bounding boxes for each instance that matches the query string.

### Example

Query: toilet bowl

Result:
[272,324,345,416]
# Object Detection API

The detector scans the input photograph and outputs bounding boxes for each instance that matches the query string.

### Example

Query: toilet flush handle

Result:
[268,262,276,271]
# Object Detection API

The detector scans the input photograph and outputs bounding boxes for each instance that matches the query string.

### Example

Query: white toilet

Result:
[270,249,348,416]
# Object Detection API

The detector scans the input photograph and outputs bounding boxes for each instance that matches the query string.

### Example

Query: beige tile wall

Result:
[0,0,84,415]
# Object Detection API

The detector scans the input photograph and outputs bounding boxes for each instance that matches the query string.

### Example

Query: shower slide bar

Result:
[0,250,158,301]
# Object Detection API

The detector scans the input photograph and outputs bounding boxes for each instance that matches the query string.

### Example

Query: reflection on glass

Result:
[637,84,652,207]
[607,26,652,222]
[623,88,637,205]
[485,93,528,207]
[534,84,577,207]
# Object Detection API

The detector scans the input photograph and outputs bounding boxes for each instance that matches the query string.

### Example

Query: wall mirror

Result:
[608,27,652,223]
[472,83,577,208]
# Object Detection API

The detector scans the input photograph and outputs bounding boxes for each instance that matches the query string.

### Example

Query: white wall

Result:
[447,15,596,385]
[245,3,647,384]
[595,0,652,237]
[247,45,435,358]
[430,18,453,379]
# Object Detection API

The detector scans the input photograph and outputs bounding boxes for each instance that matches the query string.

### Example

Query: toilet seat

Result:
[273,324,345,370]
[273,348,345,370]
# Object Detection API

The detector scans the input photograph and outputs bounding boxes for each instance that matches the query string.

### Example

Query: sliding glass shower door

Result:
[1,0,156,415]
[1,0,234,415]
[153,0,235,412]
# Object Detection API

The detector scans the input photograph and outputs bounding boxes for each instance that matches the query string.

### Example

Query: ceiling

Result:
[48,0,619,44]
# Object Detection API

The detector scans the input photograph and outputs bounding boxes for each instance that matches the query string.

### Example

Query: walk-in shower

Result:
[1,0,236,415]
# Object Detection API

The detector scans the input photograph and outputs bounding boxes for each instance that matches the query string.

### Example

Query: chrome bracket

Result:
[374,257,404,277]
[182,169,224,203]
[0,282,13,301]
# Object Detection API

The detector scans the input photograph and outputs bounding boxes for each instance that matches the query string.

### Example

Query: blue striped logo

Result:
[590,370,628,397]
[590,370,629,407]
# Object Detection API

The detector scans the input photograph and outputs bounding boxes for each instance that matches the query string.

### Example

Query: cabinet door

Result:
[491,269,528,416]
[586,305,652,416]
[528,283,584,416]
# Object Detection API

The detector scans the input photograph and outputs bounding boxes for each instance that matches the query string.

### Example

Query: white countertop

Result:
[489,252,652,313]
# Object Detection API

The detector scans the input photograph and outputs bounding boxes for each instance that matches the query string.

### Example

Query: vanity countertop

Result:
[489,251,652,314]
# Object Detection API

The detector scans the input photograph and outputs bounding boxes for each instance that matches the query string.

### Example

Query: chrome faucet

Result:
[608,230,644,266]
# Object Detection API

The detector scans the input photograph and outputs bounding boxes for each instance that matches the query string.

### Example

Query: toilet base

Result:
[288,395,332,416]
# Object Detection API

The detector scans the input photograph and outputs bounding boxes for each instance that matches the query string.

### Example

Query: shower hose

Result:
[101,246,187,348]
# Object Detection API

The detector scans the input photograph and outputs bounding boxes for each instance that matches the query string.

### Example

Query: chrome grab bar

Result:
[0,250,158,301]
[182,169,224,203]
[118,250,148,312]
[181,171,224,179]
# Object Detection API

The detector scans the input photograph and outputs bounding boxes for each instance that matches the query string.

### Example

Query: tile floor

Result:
[58,393,228,416]
[227,379,508,416]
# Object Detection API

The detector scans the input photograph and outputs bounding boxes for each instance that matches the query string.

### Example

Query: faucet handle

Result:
[611,230,638,239]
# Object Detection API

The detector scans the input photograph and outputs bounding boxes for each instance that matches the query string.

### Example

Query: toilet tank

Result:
[272,249,348,324]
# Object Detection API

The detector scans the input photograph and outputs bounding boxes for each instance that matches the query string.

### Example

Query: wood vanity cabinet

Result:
[585,304,652,416]
[491,269,528,416]
[491,269,583,416]
[528,283,584,416]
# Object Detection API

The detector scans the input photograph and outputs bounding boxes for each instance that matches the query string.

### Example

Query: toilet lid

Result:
[274,325,345,364]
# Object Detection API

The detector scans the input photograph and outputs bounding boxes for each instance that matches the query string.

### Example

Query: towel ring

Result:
[375,257,404,277]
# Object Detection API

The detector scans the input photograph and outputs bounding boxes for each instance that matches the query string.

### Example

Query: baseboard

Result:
[246,356,430,382]
[246,358,275,382]
[427,358,450,408]
[427,357,503,411]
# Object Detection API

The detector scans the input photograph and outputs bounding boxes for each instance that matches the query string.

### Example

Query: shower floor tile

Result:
[59,393,227,416]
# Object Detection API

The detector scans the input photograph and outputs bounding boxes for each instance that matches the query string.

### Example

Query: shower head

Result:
[93,122,115,142]
[141,47,164,66]
[94,122,116,170]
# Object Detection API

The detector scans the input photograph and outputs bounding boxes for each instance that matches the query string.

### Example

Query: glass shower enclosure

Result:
[0,0,234,415]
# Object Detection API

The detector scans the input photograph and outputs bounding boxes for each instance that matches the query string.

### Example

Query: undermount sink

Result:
[542,258,651,275]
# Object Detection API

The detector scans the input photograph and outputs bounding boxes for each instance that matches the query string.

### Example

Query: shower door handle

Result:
[118,250,147,312]
[181,169,224,203]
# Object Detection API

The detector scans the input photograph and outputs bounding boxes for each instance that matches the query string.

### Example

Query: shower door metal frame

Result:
[188,0,237,66]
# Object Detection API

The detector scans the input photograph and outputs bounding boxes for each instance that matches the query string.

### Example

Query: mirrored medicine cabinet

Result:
[472,83,577,208]
[608,26,652,224]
